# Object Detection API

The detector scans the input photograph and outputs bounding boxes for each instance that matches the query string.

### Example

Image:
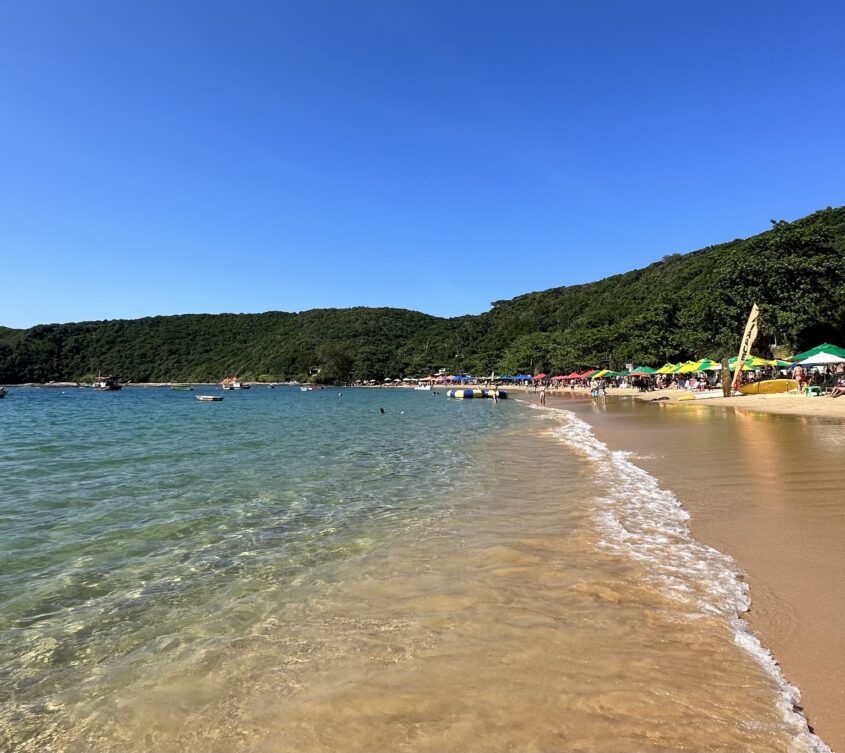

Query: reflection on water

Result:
[558,394,845,752]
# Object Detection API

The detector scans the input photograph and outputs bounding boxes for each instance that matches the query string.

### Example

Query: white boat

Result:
[221,376,248,390]
[92,375,122,391]
[300,386,314,391]
[196,395,223,402]
[414,385,432,391]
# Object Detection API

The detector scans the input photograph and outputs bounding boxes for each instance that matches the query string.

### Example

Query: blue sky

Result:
[1,1,843,329]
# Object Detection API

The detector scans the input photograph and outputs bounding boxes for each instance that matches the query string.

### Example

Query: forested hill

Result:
[2,205,844,383]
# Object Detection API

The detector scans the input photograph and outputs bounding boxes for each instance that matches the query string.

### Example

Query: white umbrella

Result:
[795,352,845,366]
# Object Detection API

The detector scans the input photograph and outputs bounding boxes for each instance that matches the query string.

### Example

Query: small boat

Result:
[92,375,122,391]
[171,385,193,391]
[196,395,223,402]
[221,376,247,390]
[414,385,432,391]
[300,386,314,392]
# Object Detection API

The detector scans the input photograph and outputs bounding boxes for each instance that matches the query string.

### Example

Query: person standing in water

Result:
[539,386,546,407]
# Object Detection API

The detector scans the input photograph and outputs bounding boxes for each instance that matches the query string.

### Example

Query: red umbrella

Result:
[535,373,547,380]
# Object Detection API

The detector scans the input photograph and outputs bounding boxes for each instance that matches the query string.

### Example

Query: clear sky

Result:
[1,1,843,329]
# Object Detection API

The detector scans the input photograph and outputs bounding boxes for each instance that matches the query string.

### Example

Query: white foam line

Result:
[529,402,831,753]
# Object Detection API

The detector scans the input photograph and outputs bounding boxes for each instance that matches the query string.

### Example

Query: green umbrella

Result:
[631,366,657,374]
[789,343,845,362]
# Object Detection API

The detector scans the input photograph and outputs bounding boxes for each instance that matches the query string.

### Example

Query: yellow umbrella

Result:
[592,369,611,378]
[655,363,677,374]
[677,361,701,373]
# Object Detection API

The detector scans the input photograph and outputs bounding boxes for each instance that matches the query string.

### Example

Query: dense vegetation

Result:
[2,206,844,384]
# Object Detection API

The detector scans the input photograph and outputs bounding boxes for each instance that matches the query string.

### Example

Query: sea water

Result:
[0,387,829,751]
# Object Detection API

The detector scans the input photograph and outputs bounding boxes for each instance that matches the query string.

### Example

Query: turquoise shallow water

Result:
[0,386,521,748]
[0,388,831,752]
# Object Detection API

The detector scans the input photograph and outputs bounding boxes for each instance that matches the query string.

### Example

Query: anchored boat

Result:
[196,395,223,402]
[92,375,122,391]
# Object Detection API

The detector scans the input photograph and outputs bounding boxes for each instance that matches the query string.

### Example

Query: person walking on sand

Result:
[794,364,805,393]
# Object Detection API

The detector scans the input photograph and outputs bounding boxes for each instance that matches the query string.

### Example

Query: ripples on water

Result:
[0,387,515,749]
[0,388,830,751]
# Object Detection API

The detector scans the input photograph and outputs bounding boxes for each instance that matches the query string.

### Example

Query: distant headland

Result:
[1,205,843,385]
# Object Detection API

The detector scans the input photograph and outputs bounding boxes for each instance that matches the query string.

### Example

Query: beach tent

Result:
[631,366,657,374]
[591,369,611,378]
[790,343,845,362]
[562,371,581,379]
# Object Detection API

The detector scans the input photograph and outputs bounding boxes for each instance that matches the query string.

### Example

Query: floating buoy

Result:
[447,388,507,399]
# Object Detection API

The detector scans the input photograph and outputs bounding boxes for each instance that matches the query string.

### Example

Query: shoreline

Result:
[544,391,845,751]
[512,382,845,420]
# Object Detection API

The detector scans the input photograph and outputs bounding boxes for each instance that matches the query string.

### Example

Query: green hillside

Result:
[2,206,844,383]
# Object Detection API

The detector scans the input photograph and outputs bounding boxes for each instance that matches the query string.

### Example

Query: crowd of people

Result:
[526,362,845,398]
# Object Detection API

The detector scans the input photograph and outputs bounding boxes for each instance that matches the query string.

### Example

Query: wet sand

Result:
[553,393,845,751]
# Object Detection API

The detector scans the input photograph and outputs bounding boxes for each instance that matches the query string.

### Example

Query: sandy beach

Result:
[546,390,845,751]
[539,383,845,420]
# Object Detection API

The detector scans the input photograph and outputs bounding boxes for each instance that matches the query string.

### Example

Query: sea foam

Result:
[533,403,831,753]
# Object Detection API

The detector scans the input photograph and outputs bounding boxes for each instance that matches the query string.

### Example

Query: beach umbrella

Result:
[582,369,600,378]
[790,343,845,362]
[680,358,720,372]
[697,358,720,370]
[677,361,700,373]
[728,355,767,370]
[655,363,677,374]
[592,369,613,378]
[632,366,657,374]
[794,352,845,366]
[534,373,547,380]
[766,359,791,368]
